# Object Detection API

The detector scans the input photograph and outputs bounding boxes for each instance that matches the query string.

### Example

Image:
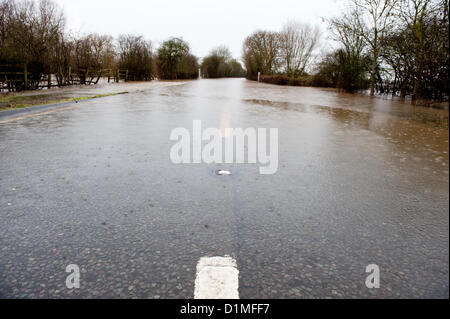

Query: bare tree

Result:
[242,30,279,79]
[51,32,73,86]
[328,9,366,59]
[322,9,370,92]
[279,21,320,77]
[352,0,399,96]
[118,34,153,80]
[210,45,232,63]
[5,0,65,67]
[396,0,442,102]
[0,0,66,89]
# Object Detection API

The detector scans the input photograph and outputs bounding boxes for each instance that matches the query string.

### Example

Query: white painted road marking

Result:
[194,256,239,299]
[217,170,232,176]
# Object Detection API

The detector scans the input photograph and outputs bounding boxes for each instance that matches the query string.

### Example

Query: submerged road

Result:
[0,78,448,298]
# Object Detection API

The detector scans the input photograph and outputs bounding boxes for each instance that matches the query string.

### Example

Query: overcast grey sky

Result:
[55,0,342,59]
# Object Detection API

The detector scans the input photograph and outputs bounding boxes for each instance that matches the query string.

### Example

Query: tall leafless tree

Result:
[279,21,320,77]
[352,0,399,96]
[242,30,279,80]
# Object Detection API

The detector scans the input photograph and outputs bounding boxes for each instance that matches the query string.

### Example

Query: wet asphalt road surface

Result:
[0,78,448,298]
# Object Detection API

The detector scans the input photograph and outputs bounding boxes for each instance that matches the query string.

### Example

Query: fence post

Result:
[117,69,120,82]
[48,71,51,89]
[24,64,28,90]
[125,69,128,82]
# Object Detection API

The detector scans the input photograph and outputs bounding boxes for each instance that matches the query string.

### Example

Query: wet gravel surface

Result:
[0,79,448,298]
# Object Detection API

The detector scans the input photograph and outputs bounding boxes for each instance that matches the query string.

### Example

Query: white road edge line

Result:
[194,256,239,299]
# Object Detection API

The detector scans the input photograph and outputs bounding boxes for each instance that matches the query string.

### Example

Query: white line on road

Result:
[194,256,239,299]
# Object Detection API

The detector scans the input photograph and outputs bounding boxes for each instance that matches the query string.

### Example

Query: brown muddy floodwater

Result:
[0,78,448,298]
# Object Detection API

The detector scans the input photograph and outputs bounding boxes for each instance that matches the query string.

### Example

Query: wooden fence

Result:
[0,64,129,92]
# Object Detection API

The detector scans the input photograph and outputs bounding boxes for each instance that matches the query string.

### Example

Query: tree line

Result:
[200,46,246,78]
[2,0,447,103]
[243,0,449,103]
[1,0,244,91]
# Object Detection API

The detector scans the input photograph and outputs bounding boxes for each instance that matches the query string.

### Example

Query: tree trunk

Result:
[412,44,424,105]
[370,50,377,97]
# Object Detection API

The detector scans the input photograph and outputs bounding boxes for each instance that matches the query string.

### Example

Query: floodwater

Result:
[0,78,448,298]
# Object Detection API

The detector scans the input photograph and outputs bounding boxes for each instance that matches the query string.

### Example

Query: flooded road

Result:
[0,78,448,298]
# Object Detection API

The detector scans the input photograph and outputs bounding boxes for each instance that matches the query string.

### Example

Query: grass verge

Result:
[0,92,129,111]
